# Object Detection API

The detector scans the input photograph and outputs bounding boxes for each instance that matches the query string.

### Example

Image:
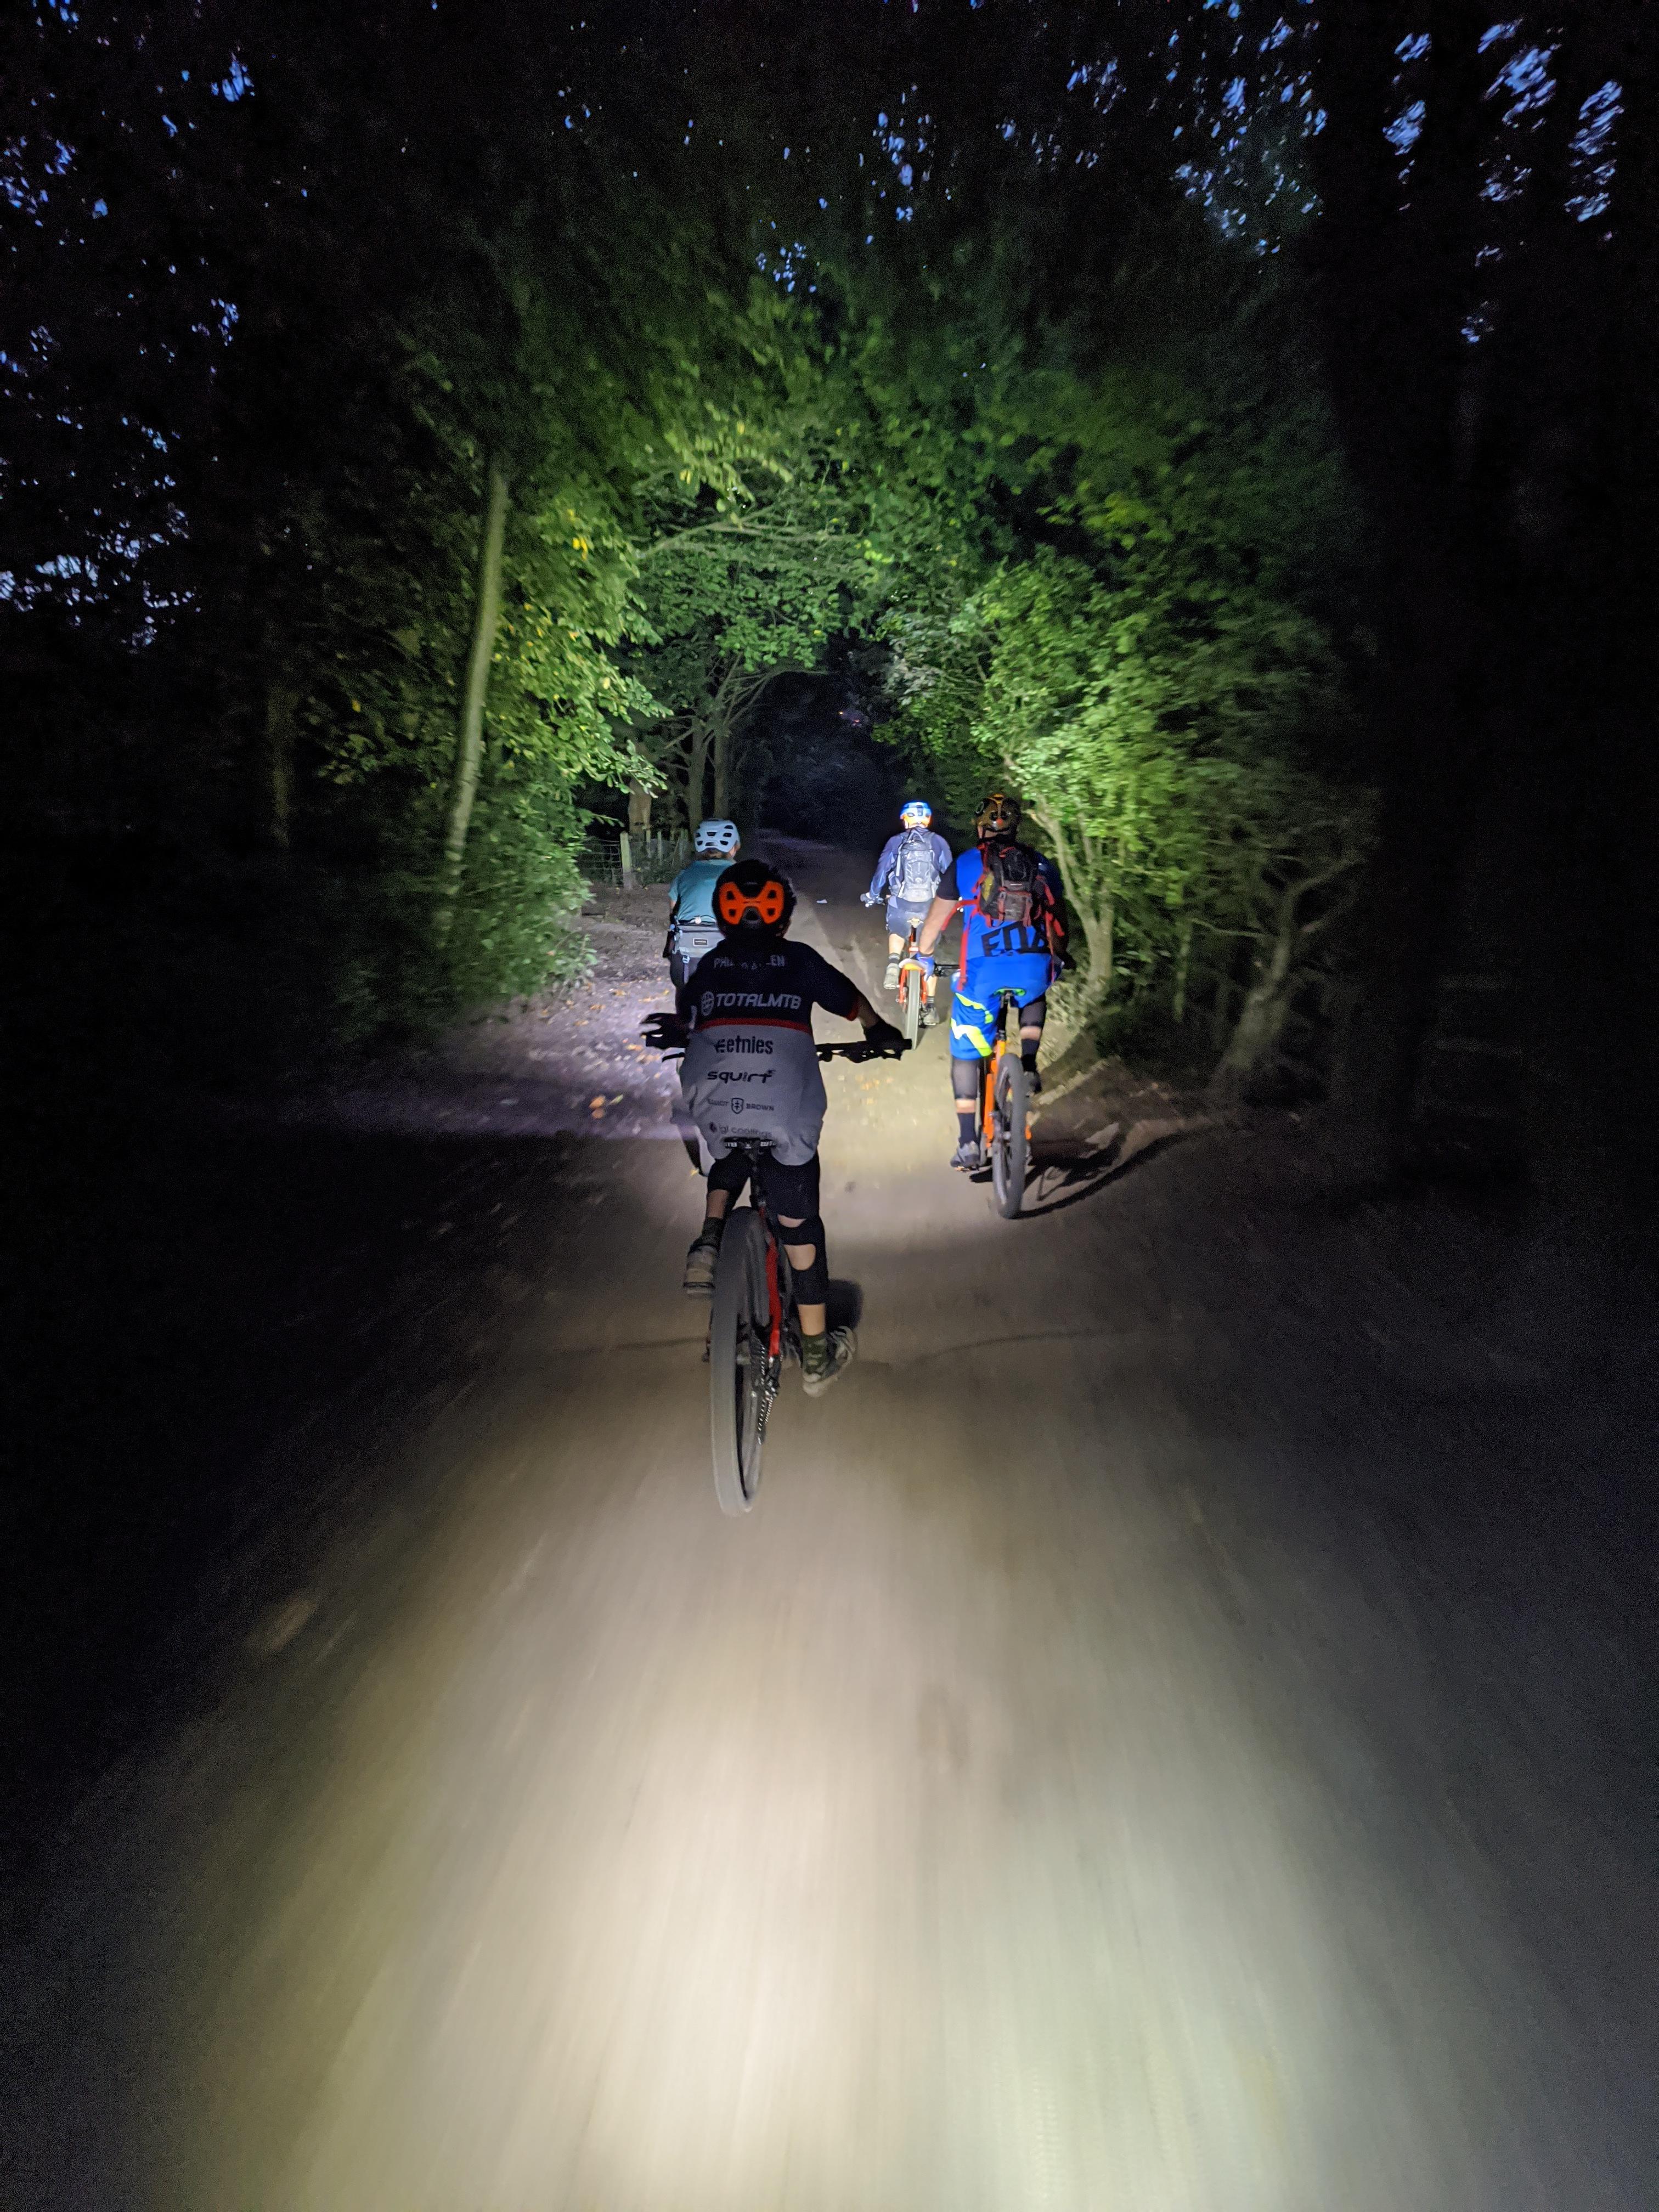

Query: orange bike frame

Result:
[895,922,932,1005]
[980,1018,1007,1148]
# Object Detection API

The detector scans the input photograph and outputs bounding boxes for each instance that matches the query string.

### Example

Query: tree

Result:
[1300,1,1658,1184]
[623,362,896,831]
[873,279,1370,1090]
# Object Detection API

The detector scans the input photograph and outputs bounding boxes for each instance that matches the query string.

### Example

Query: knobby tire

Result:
[992,1054,1029,1218]
[709,1209,772,1514]
[900,964,923,1047]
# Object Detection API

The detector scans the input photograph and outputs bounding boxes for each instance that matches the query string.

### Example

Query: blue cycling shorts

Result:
[948,958,1053,1060]
[884,896,932,939]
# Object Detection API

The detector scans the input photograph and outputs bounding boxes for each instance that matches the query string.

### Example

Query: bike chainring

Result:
[755,1357,783,1439]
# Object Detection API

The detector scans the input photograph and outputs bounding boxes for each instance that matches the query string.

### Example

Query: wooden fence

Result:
[578,830,689,889]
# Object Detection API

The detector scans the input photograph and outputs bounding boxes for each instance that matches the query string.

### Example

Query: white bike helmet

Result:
[694,818,740,857]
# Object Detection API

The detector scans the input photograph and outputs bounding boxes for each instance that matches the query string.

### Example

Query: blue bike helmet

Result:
[900,799,933,826]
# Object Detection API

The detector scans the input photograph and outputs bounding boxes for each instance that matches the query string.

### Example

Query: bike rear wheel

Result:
[991,1053,1029,1218]
[709,1209,777,1514]
[900,963,923,1047]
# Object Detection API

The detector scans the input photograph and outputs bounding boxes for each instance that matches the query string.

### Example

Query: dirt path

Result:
[4,845,1652,2210]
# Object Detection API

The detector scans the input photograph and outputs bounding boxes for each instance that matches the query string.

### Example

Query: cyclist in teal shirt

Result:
[665,819,740,985]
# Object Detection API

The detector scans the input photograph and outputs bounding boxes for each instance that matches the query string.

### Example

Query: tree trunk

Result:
[1032,803,1113,1011]
[436,458,509,940]
[1071,891,1114,1013]
[627,780,652,838]
[262,678,298,856]
[712,711,733,820]
[1308,8,1498,1168]
[1173,917,1193,1025]
[1210,973,1234,1054]
[710,661,777,824]
[684,721,713,830]
[1211,898,1297,1102]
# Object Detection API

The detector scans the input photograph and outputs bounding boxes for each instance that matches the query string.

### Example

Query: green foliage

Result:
[618,331,916,828]
[874,316,1373,1081]
[7,0,1376,1090]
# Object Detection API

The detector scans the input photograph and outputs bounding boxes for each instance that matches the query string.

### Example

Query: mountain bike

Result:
[645,1021,902,1514]
[703,1035,902,1513]
[980,989,1031,1219]
[895,922,930,1047]
[707,1139,797,1514]
[864,899,934,1046]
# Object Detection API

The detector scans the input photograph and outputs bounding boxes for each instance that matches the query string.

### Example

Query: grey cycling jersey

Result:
[676,938,860,1167]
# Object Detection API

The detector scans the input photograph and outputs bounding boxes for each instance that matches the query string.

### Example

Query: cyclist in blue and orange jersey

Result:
[664,819,740,986]
[645,857,903,1396]
[862,800,953,1000]
[915,792,1065,1170]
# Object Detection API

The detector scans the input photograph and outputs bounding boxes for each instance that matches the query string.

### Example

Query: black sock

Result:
[1021,1048,1039,1074]
[955,1106,977,1147]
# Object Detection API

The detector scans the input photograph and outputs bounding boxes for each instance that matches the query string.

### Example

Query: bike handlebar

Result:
[816,1035,906,1063]
[641,1021,906,1065]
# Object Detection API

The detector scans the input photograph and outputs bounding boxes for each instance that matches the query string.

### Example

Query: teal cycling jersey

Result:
[668,857,728,925]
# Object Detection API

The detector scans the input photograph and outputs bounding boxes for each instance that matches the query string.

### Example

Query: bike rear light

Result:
[716,877,787,927]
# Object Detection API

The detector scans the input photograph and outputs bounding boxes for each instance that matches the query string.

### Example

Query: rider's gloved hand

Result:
[861,1018,906,1056]
[860,891,879,907]
[641,1009,687,1051]
[914,953,936,977]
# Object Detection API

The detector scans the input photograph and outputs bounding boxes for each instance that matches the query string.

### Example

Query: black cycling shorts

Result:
[707,1148,820,1222]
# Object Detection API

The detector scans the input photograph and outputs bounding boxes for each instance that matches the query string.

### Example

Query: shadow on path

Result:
[1013,1116,1212,1217]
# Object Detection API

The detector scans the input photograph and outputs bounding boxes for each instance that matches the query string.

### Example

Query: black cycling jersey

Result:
[676,936,860,1033]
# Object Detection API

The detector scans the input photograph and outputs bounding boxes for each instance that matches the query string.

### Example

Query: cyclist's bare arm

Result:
[916,893,960,961]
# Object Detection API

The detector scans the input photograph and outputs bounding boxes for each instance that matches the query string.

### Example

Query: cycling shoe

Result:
[950,1140,984,1172]
[800,1325,855,1397]
[681,1226,723,1296]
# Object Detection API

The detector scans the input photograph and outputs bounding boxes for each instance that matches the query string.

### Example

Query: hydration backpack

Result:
[976,840,1053,940]
[891,828,941,904]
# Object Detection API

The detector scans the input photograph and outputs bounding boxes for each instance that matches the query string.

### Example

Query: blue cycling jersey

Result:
[948,846,1063,965]
[944,846,1059,1059]
[868,830,953,906]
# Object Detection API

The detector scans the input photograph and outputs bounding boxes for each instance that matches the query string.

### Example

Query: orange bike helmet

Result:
[975,790,1023,841]
[714,857,795,936]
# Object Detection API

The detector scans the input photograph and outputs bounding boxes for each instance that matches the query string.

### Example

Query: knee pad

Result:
[707,1151,751,1197]
[781,1212,829,1305]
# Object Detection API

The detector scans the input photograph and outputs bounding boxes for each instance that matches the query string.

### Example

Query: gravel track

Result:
[4,842,1650,2210]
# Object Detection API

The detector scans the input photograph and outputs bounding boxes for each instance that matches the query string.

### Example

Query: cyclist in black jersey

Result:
[645,858,903,1395]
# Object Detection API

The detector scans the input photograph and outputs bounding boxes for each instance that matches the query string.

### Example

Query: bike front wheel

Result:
[900,963,923,1047]
[709,1209,777,1514]
[991,1053,1029,1218]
